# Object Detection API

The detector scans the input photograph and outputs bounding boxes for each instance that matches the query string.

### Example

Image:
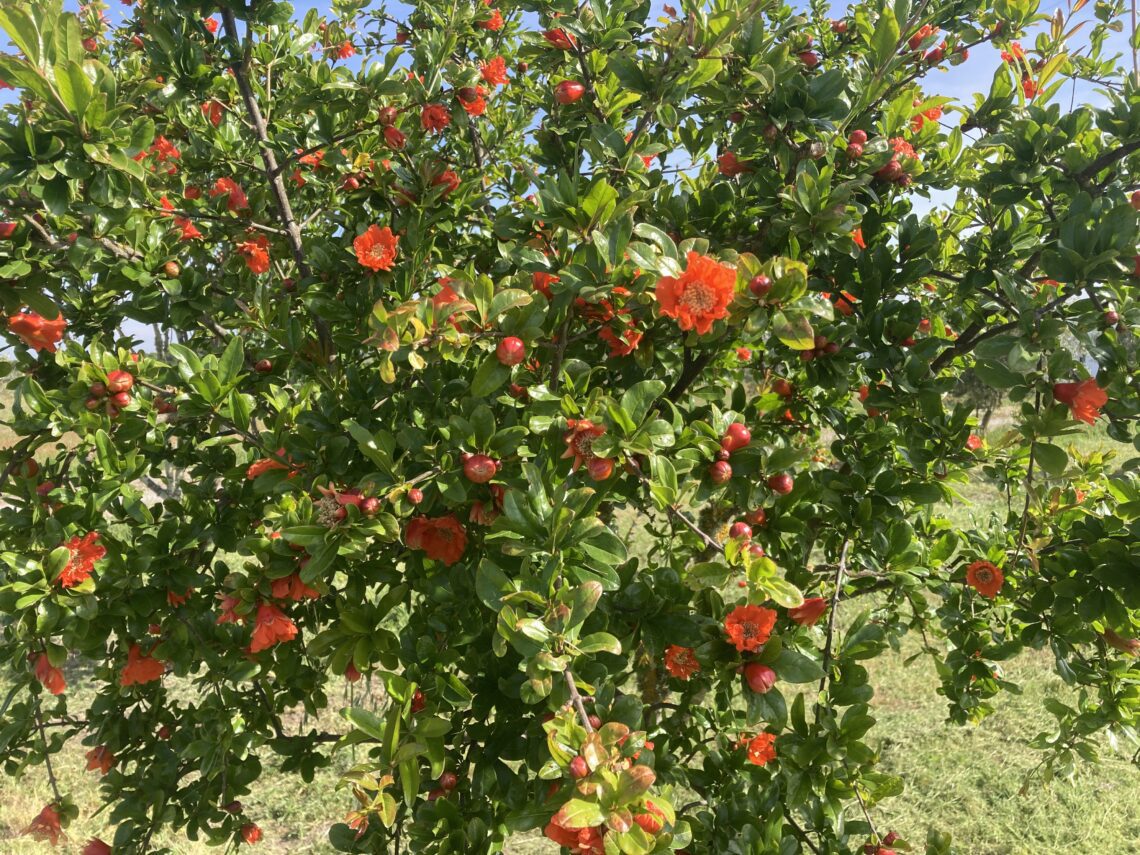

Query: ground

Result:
[1,407,1137,853]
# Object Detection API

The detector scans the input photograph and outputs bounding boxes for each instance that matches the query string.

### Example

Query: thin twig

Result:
[219,7,333,360]
[783,810,823,855]
[625,457,722,550]
[33,698,63,804]
[818,536,853,693]
[563,670,595,733]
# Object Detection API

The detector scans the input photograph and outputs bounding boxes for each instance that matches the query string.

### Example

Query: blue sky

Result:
[7,1,1132,137]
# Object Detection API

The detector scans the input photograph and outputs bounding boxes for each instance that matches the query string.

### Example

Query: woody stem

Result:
[563,670,595,733]
[818,535,853,694]
[33,698,63,803]
[219,6,333,361]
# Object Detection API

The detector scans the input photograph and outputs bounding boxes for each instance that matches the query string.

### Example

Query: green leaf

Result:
[871,6,901,66]
[343,420,392,468]
[487,288,532,319]
[341,706,386,741]
[755,577,804,609]
[615,765,655,801]
[217,336,244,385]
[619,380,665,427]
[94,428,119,474]
[398,757,419,808]
[555,798,607,829]
[55,59,92,117]
[580,178,618,227]
[0,6,42,66]
[471,355,510,397]
[773,648,825,683]
[633,222,679,260]
[577,632,622,655]
[771,310,815,350]
[1034,443,1067,477]
[42,176,69,215]
[299,539,337,583]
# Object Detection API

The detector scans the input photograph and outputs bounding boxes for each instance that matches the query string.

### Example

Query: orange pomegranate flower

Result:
[432,169,461,195]
[744,732,777,766]
[57,531,107,588]
[167,587,193,607]
[237,235,270,274]
[543,28,577,50]
[216,593,247,625]
[562,419,606,471]
[23,803,63,845]
[354,225,399,272]
[421,103,451,132]
[965,560,1004,598]
[532,270,559,299]
[598,322,642,357]
[201,100,223,127]
[241,822,263,844]
[336,40,355,59]
[383,125,407,150]
[8,310,66,352]
[85,745,115,775]
[965,434,983,450]
[209,176,248,211]
[664,644,700,679]
[246,447,296,480]
[405,515,468,566]
[175,216,202,241]
[460,87,487,116]
[1102,628,1140,656]
[1000,41,1025,63]
[716,151,750,177]
[34,652,66,695]
[477,8,504,30]
[656,251,737,335]
[1053,378,1107,425]
[83,838,113,855]
[724,604,777,652]
[852,227,865,249]
[481,56,509,85]
[270,572,320,601]
[119,643,165,686]
[249,601,298,652]
[787,596,828,626]
[544,814,604,855]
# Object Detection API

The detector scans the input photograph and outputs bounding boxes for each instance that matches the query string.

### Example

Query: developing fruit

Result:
[749,275,772,298]
[106,370,134,394]
[554,81,586,104]
[496,336,526,366]
[721,422,751,452]
[708,460,732,484]
[463,454,498,484]
[729,522,752,540]
[744,662,777,693]
[767,473,794,494]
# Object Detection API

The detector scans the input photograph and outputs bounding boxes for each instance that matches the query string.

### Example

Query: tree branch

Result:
[930,293,1066,372]
[818,536,853,693]
[219,6,333,360]
[783,810,823,855]
[563,669,595,732]
[33,698,63,804]
[665,348,715,402]
[1077,138,1140,184]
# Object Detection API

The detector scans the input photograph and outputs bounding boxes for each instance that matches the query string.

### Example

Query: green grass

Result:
[2,406,1138,853]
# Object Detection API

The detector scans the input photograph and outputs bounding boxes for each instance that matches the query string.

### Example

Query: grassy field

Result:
[1,408,1138,853]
